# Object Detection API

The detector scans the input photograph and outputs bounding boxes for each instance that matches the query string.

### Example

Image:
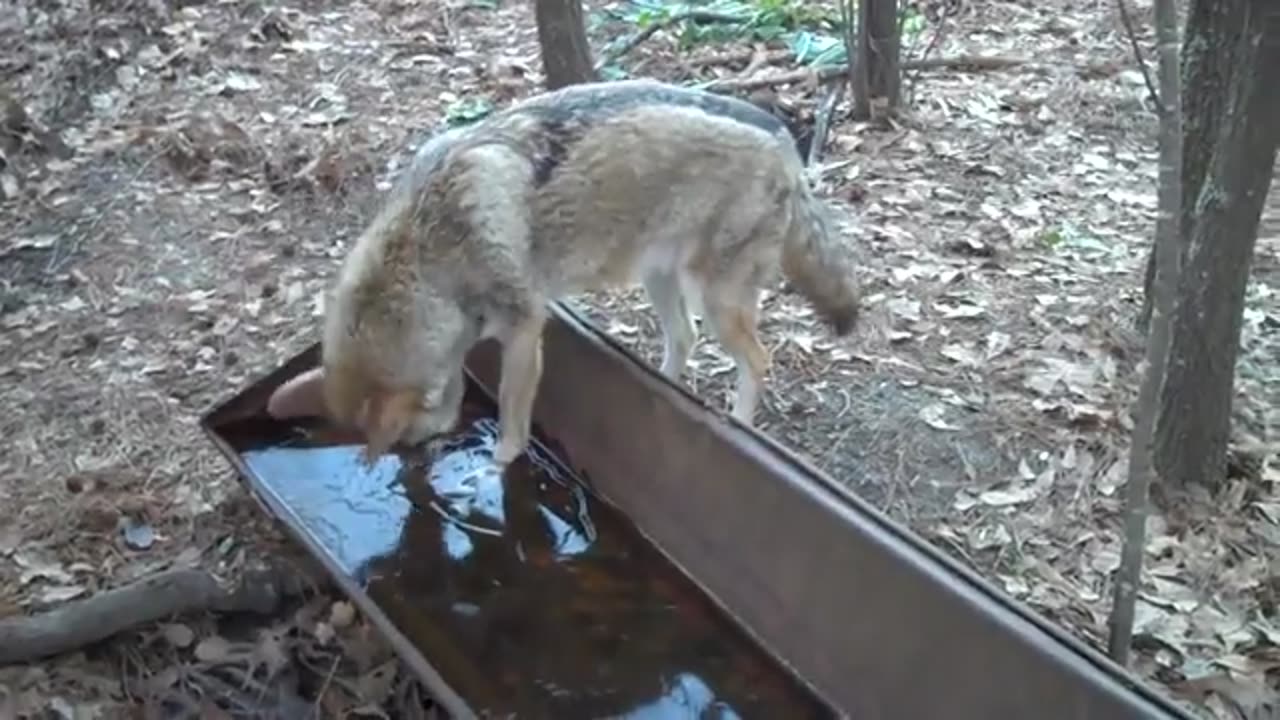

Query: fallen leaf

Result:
[253,628,291,677]
[47,697,75,720]
[886,298,922,322]
[356,659,398,703]
[1009,198,1042,220]
[0,526,20,556]
[919,403,959,431]
[36,585,87,604]
[313,622,336,645]
[978,468,1055,507]
[939,343,982,366]
[934,301,986,320]
[952,491,979,512]
[162,623,195,649]
[330,600,356,629]
[1097,460,1126,496]
[221,72,261,93]
[966,523,1011,551]
[984,331,1011,360]
[194,635,235,663]
[14,553,74,585]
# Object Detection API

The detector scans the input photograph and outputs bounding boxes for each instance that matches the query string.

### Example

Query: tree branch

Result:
[703,54,1028,92]
[0,562,322,665]
[688,47,792,69]
[1116,0,1166,115]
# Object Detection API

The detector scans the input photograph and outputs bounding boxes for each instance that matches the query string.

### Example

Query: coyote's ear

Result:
[359,388,421,467]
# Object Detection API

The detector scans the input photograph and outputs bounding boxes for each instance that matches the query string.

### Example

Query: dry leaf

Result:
[162,623,195,649]
[194,635,234,663]
[330,600,356,628]
[36,585,86,604]
[919,403,959,431]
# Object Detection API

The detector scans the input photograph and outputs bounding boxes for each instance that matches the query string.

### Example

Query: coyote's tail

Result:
[781,180,860,336]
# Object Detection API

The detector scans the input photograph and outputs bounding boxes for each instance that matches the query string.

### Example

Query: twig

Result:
[1107,0,1181,667]
[0,562,320,665]
[704,54,1029,92]
[595,10,751,72]
[905,6,951,101]
[1115,0,1165,115]
[806,81,845,168]
[312,654,343,717]
[739,43,770,78]
[688,47,792,68]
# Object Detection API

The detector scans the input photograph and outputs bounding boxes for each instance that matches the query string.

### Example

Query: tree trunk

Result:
[535,0,598,91]
[1152,0,1280,492]
[851,0,902,120]
[1139,0,1247,330]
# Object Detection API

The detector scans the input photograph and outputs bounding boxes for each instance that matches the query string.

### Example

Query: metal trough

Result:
[200,301,1190,720]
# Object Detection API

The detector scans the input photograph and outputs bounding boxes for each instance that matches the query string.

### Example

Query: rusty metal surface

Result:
[202,301,1192,720]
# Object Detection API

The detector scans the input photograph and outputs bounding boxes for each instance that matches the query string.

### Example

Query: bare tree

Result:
[1108,0,1181,666]
[535,0,598,90]
[850,0,902,120]
[1152,0,1280,492]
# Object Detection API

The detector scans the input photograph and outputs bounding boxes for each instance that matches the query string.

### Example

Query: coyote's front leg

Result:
[493,312,547,465]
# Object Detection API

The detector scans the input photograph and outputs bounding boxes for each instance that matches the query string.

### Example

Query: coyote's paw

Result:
[493,434,526,466]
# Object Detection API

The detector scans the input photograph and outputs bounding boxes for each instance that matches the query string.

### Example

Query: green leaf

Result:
[445,97,494,127]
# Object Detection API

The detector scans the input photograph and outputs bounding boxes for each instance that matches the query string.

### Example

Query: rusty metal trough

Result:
[201,301,1190,720]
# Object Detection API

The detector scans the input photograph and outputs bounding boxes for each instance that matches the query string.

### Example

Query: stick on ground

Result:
[0,562,319,665]
[704,55,1029,92]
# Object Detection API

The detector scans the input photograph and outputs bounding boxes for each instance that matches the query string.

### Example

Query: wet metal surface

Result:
[203,302,1192,720]
[214,384,834,719]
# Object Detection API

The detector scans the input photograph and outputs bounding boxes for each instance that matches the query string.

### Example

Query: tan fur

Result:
[321,80,861,466]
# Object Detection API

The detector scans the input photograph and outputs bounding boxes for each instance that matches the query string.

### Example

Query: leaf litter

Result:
[0,0,1277,717]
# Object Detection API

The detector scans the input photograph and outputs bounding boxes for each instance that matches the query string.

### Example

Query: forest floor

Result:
[1,0,1277,717]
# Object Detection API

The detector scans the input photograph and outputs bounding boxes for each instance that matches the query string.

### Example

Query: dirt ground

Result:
[1,0,1277,717]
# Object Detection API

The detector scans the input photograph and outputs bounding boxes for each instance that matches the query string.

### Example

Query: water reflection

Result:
[222,390,834,719]
[621,673,744,720]
[239,444,406,577]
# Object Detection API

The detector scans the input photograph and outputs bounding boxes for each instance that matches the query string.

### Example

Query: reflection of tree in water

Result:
[351,411,826,719]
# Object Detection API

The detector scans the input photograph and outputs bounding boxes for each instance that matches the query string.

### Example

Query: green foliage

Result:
[607,0,838,51]
[596,0,931,78]
[788,29,845,66]
[599,65,632,81]
[899,5,927,39]
[444,97,494,127]
[1037,222,1123,261]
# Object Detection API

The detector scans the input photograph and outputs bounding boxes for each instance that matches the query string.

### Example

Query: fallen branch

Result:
[0,562,321,665]
[704,54,1029,91]
[688,47,792,68]
[595,10,751,72]
[806,81,846,168]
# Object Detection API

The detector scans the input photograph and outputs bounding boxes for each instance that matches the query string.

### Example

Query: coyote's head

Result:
[320,217,473,466]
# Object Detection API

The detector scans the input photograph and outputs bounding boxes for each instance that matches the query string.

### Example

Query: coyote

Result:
[296,79,860,466]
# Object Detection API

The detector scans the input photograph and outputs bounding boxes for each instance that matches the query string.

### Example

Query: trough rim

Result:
[198,300,1194,720]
